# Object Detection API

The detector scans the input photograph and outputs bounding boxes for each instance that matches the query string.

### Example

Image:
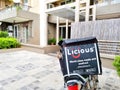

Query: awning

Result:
[1,17,30,23]
[46,7,75,21]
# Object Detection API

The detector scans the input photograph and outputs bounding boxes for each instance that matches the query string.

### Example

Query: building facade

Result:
[46,0,120,44]
[0,0,40,45]
[0,0,120,47]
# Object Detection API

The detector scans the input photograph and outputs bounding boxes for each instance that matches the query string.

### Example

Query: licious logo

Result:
[67,47,94,59]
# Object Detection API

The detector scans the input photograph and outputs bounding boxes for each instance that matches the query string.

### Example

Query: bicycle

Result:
[58,37,102,90]
[57,52,99,90]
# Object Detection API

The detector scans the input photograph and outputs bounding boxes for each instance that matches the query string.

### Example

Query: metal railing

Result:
[96,0,120,7]
[0,3,31,12]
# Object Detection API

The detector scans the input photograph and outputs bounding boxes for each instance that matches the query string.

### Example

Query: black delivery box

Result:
[58,37,102,75]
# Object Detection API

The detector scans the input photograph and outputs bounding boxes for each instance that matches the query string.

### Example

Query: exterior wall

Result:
[29,0,40,14]
[20,0,40,45]
[71,18,120,41]
[48,15,69,24]
[17,11,40,45]
[48,23,56,39]
[1,0,120,46]
[0,0,40,14]
[0,0,40,45]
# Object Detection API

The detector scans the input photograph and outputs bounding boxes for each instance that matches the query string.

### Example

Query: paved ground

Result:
[0,50,120,90]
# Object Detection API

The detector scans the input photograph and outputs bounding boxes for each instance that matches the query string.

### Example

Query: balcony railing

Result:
[97,0,120,7]
[0,4,31,21]
[0,3,31,12]
[47,0,75,9]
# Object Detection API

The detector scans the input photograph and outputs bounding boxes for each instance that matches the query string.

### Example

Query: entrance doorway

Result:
[22,26,29,43]
[59,26,71,39]
[13,25,19,39]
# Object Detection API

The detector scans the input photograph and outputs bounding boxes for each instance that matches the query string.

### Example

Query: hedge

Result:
[0,37,21,49]
[113,55,120,77]
[0,31,9,38]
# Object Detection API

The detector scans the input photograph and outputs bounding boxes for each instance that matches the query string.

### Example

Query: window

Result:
[66,0,71,4]
[47,3,54,9]
[61,1,65,5]
[59,27,66,39]
[59,26,71,39]
[23,0,29,10]
[14,25,19,38]
[23,0,28,4]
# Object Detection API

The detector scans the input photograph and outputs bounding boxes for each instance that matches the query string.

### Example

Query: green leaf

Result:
[113,55,120,77]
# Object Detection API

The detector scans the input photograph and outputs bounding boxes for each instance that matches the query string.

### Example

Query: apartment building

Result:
[0,0,40,45]
[46,0,120,43]
[0,0,120,47]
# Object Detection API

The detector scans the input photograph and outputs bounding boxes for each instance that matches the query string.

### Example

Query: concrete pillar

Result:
[66,19,69,39]
[56,16,59,44]
[93,5,96,21]
[39,0,48,47]
[85,0,90,21]
[75,0,80,22]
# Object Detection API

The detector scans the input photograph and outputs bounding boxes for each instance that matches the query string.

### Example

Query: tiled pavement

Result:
[0,50,120,90]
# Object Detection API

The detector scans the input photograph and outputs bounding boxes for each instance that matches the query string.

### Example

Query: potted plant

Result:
[48,38,56,45]
[113,55,120,77]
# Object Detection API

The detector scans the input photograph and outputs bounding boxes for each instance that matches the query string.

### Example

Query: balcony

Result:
[96,0,120,7]
[96,0,120,19]
[0,4,35,23]
[46,0,75,9]
[46,1,76,21]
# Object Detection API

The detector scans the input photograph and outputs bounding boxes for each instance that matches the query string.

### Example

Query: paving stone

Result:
[0,74,27,87]
[0,64,11,70]
[15,63,37,72]
[102,86,111,90]
[113,86,120,89]
[0,88,4,90]
[18,80,41,90]
[0,50,120,90]
[32,70,53,79]
[43,63,57,69]
[107,77,115,82]
[0,80,8,86]
[105,83,112,87]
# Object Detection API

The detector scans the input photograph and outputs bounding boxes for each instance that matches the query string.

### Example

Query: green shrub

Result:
[48,38,56,45]
[0,31,9,38]
[0,37,21,49]
[113,55,120,77]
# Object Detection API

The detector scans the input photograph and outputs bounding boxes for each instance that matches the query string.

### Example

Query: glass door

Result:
[59,26,71,39]
[22,26,28,43]
[14,25,19,39]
